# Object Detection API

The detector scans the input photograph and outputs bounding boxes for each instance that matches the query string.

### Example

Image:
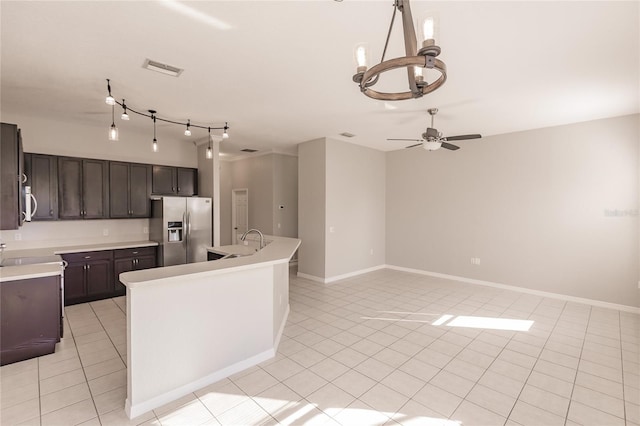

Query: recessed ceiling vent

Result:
[143,59,184,77]
[241,148,258,153]
[339,132,356,138]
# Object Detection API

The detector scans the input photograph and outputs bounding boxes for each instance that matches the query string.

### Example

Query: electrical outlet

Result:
[143,227,148,234]
[277,223,281,229]
[476,258,481,265]
[329,226,335,233]
[370,249,374,255]
[279,295,282,305]
[14,233,21,241]
[103,229,109,236]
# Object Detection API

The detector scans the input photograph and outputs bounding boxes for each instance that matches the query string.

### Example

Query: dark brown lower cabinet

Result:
[62,250,114,305]
[113,247,157,295]
[1,275,62,365]
[63,246,157,304]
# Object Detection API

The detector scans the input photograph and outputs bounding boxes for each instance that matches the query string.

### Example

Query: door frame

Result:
[231,188,249,244]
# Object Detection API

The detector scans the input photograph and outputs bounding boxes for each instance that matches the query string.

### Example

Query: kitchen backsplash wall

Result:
[0,219,150,250]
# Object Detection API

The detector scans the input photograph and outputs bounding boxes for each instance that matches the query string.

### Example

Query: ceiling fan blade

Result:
[441,142,460,150]
[405,143,423,149]
[443,134,482,141]
[387,138,423,142]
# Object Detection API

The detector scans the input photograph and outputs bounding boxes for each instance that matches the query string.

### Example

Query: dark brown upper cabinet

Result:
[58,157,109,219]
[152,165,197,196]
[1,123,23,230]
[109,162,151,218]
[24,153,58,220]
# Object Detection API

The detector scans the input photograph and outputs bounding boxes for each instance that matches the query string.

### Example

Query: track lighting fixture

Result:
[150,111,158,152]
[206,128,213,159]
[105,79,116,105]
[121,99,130,121]
[104,79,230,151]
[108,104,118,141]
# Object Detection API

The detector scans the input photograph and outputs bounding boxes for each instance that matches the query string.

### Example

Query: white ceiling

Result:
[1,1,638,158]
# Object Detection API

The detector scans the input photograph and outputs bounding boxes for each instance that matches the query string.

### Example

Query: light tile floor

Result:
[1,268,639,425]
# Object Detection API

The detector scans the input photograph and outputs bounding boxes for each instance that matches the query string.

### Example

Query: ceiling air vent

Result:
[241,149,258,153]
[339,132,356,138]
[142,59,184,77]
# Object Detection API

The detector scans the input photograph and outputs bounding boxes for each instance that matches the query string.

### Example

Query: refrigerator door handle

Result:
[187,211,191,237]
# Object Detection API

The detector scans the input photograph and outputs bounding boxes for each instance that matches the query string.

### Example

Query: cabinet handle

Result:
[132,251,138,254]
[87,264,91,270]
[84,256,91,259]
[177,187,181,192]
[172,187,176,192]
[49,209,54,216]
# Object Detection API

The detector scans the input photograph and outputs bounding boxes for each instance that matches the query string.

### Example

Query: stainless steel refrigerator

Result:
[149,197,212,266]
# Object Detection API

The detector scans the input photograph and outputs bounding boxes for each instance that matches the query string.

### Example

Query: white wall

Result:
[386,114,639,307]
[298,138,386,280]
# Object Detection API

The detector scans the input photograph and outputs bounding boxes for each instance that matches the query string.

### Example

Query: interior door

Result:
[231,189,248,244]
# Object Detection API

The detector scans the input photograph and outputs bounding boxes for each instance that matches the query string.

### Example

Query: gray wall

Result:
[298,139,327,278]
[273,154,299,238]
[298,138,386,280]
[325,138,386,278]
[386,114,639,307]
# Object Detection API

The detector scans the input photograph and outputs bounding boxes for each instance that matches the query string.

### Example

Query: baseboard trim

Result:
[125,348,275,419]
[386,264,640,314]
[297,265,386,284]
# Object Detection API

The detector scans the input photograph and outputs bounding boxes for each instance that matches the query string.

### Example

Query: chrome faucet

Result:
[240,229,264,250]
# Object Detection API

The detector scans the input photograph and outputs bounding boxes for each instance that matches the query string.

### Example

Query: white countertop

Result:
[121,235,301,289]
[0,240,158,282]
[207,244,259,257]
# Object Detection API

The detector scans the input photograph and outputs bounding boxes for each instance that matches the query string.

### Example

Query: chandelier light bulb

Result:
[152,138,158,152]
[414,66,424,82]
[206,146,213,159]
[419,14,439,47]
[222,123,229,139]
[354,43,369,73]
[105,95,115,106]
[185,120,192,136]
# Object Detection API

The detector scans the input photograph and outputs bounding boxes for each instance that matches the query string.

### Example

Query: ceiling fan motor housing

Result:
[424,127,439,140]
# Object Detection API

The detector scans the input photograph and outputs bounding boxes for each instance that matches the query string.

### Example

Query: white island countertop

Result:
[120,235,299,289]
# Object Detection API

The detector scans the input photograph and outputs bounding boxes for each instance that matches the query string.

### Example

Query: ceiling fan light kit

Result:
[352,0,446,101]
[387,108,482,151]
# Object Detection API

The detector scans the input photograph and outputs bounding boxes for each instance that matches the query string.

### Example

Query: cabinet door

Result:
[63,262,86,305]
[109,162,130,218]
[152,165,176,195]
[83,159,109,219]
[177,168,197,196]
[135,255,157,271]
[86,259,113,296]
[129,163,151,217]
[26,154,58,220]
[1,123,20,230]
[113,258,134,295]
[58,157,83,219]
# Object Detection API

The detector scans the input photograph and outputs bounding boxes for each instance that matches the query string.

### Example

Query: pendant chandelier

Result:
[352,0,447,101]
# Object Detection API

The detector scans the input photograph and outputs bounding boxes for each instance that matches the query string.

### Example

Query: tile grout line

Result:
[562,304,592,426]
[618,309,627,423]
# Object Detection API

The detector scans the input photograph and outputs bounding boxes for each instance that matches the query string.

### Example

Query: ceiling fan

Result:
[387,108,481,151]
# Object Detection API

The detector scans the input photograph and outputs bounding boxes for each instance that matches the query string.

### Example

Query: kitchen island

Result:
[119,235,301,419]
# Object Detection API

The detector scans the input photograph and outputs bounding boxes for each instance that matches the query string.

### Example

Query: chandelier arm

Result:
[398,0,419,96]
[360,56,446,101]
[379,2,398,64]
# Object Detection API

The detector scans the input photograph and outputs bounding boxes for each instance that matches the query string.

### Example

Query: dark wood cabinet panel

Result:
[152,165,175,195]
[58,157,83,219]
[129,163,151,217]
[110,162,150,218]
[62,250,114,305]
[152,165,197,196]
[24,154,58,220]
[58,157,108,219]
[177,168,197,196]
[113,247,157,296]
[113,258,134,295]
[63,262,86,305]
[86,259,113,296]
[1,123,22,230]
[83,159,109,219]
